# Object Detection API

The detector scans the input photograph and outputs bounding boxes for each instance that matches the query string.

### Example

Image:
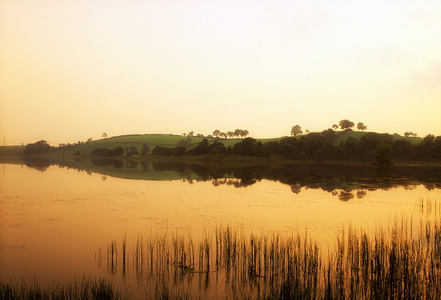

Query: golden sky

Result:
[1,0,440,145]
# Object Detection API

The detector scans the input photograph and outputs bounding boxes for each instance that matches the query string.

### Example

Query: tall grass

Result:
[0,276,130,300]
[99,198,441,299]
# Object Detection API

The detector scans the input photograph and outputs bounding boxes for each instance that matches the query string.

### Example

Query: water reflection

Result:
[2,159,441,298]
[15,157,441,201]
[98,206,441,299]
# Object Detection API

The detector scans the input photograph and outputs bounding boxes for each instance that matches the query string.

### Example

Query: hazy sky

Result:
[1,0,440,145]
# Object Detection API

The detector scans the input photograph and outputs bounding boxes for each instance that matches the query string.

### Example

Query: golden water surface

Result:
[1,163,440,297]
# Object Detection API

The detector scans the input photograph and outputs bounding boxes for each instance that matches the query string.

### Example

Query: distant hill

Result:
[52,134,278,155]
[0,145,26,156]
[329,130,421,146]
[0,131,423,157]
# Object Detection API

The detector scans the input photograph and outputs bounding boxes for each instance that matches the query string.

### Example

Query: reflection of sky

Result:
[1,163,441,294]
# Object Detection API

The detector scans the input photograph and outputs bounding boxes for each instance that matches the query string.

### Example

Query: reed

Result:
[100,198,441,299]
[0,276,129,300]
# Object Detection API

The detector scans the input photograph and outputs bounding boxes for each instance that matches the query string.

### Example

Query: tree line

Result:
[152,137,265,157]
[153,130,441,162]
[292,120,367,136]
[23,130,441,162]
[183,129,250,139]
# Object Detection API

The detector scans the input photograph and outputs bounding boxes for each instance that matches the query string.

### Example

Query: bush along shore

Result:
[99,199,441,299]
[18,131,441,164]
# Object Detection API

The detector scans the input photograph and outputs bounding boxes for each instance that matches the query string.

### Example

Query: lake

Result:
[1,159,441,298]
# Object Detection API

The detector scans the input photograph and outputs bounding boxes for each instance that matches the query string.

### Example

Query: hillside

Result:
[0,131,423,157]
[330,130,421,146]
[52,134,280,156]
[0,145,26,156]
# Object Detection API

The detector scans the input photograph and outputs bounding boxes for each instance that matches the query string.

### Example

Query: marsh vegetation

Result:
[100,199,441,299]
[0,277,129,300]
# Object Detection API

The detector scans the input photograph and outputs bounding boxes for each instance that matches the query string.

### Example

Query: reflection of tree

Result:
[141,161,149,171]
[357,191,367,198]
[24,156,52,172]
[125,160,139,169]
[36,157,441,202]
[424,184,436,191]
[90,159,124,169]
[290,184,301,194]
[212,178,257,188]
[339,190,354,201]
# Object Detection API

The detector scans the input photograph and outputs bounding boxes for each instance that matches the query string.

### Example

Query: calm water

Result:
[1,160,441,298]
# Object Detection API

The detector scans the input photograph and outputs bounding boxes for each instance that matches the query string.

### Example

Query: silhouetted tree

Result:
[413,134,440,160]
[393,139,414,160]
[90,146,124,156]
[125,146,139,157]
[24,140,53,155]
[339,119,355,130]
[209,140,226,154]
[357,122,367,131]
[219,132,227,139]
[177,138,192,148]
[141,144,150,155]
[404,132,417,138]
[190,139,210,155]
[113,146,124,156]
[375,143,393,165]
[291,125,302,136]
[332,124,339,130]
[233,138,267,157]
[227,131,234,139]
[102,133,107,138]
[213,130,220,138]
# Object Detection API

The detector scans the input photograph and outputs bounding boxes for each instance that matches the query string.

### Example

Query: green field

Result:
[53,134,283,156]
[0,131,422,158]
[0,145,25,156]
